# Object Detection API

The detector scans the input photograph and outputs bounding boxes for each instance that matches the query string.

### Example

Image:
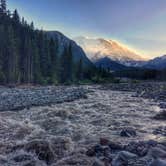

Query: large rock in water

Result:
[120,127,137,137]
[149,159,166,166]
[46,31,93,68]
[153,111,166,120]
[112,151,137,166]
[24,140,55,164]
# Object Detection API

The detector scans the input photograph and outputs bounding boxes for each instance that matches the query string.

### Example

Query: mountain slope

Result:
[74,36,146,66]
[144,55,166,69]
[0,3,95,84]
[47,31,92,68]
[95,57,128,71]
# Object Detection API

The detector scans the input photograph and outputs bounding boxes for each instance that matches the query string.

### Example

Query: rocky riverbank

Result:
[104,82,166,103]
[0,83,165,165]
[0,86,87,111]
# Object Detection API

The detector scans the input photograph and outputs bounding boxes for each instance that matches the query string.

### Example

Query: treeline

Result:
[0,0,112,85]
[114,68,166,81]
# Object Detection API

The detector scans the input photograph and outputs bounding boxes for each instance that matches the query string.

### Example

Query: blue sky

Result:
[8,0,166,58]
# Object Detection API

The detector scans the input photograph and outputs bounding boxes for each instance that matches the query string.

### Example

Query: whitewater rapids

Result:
[0,85,165,165]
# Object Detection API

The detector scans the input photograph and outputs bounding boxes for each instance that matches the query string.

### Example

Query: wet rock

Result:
[50,137,74,159]
[23,160,47,166]
[120,128,137,137]
[112,151,137,166]
[86,147,96,157]
[153,111,166,120]
[159,103,166,109]
[100,138,110,146]
[92,158,105,166]
[109,141,124,150]
[13,154,32,162]
[0,86,87,111]
[86,144,112,162]
[23,161,36,166]
[157,144,166,151]
[149,159,166,166]
[52,153,94,166]
[125,141,149,157]
[153,126,166,136]
[148,147,166,159]
[146,140,158,147]
[25,140,54,164]
[0,155,7,164]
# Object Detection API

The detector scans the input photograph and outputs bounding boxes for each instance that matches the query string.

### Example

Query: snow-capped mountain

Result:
[74,36,147,66]
[144,55,166,69]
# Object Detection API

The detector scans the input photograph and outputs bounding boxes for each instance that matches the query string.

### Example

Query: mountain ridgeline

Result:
[0,0,111,85]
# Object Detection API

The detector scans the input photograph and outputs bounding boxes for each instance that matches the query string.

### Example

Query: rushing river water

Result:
[0,85,165,166]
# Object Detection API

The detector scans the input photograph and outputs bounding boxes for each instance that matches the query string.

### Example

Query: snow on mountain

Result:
[73,36,147,66]
[144,55,166,69]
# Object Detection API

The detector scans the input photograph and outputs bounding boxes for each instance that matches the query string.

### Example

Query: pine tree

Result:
[12,9,20,25]
[67,43,73,82]
[6,25,19,83]
[0,0,100,85]
[49,38,58,84]
[76,58,83,80]
[0,0,6,13]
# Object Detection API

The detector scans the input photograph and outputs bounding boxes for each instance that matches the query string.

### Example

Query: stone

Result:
[109,141,124,150]
[0,155,7,164]
[149,147,166,159]
[25,140,54,164]
[86,147,96,157]
[52,153,94,166]
[149,159,166,166]
[100,138,110,146]
[120,128,136,137]
[13,154,32,162]
[92,158,105,166]
[125,141,149,157]
[153,111,166,120]
[112,151,137,166]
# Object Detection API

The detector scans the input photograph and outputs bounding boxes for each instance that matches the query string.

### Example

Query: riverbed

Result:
[0,84,165,165]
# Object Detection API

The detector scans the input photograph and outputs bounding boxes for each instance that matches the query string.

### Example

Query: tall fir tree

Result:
[0,0,6,13]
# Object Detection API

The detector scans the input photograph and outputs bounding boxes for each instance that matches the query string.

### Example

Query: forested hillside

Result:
[0,0,110,85]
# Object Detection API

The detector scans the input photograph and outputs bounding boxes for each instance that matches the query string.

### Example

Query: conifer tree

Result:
[0,0,6,13]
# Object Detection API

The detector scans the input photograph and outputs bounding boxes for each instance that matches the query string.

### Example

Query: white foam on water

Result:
[0,85,165,165]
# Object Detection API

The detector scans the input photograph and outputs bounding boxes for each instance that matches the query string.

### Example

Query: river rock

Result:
[52,153,94,166]
[153,111,166,120]
[112,151,137,166]
[120,128,136,137]
[125,141,149,157]
[12,154,32,162]
[24,140,54,164]
[149,159,166,166]
[148,147,166,159]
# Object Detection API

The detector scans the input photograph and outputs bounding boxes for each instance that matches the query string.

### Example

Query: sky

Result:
[8,0,166,59]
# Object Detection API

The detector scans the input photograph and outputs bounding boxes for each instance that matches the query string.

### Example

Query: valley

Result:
[0,82,165,166]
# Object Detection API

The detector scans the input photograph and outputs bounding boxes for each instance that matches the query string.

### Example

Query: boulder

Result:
[109,141,124,150]
[24,140,54,164]
[120,128,136,137]
[100,138,110,146]
[13,154,32,162]
[52,153,94,166]
[149,159,166,166]
[125,141,149,157]
[148,147,166,159]
[112,151,137,166]
[153,111,166,120]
